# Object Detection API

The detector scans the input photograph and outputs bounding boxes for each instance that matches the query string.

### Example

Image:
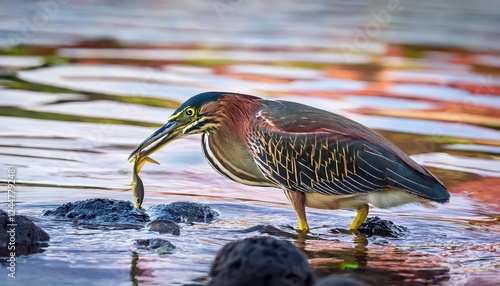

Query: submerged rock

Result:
[209,236,316,286]
[0,210,50,256]
[132,238,176,254]
[238,224,299,239]
[147,201,218,223]
[316,275,369,286]
[358,216,409,238]
[146,219,180,235]
[43,198,148,226]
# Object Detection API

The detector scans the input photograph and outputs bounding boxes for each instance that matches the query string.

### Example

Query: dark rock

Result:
[0,210,50,256]
[146,219,180,235]
[329,228,355,235]
[358,217,409,238]
[43,198,148,226]
[147,201,218,223]
[209,236,316,286]
[132,238,175,254]
[238,224,299,239]
[316,275,369,286]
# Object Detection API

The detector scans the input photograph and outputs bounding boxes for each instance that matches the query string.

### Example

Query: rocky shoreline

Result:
[0,198,412,285]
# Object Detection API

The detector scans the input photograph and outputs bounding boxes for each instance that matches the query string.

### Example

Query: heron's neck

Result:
[215,94,260,141]
[200,95,271,186]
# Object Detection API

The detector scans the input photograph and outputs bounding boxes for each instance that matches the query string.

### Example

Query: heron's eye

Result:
[136,198,140,203]
[185,107,195,116]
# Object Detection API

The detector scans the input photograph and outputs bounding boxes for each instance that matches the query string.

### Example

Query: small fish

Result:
[130,153,159,209]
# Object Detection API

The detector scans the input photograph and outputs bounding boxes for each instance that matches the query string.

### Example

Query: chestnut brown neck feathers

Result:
[199,93,272,186]
[199,93,262,140]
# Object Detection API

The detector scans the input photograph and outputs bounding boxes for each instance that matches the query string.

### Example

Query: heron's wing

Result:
[249,100,449,202]
[250,126,389,195]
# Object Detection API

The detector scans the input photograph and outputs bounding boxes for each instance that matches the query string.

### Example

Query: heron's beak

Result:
[128,119,184,161]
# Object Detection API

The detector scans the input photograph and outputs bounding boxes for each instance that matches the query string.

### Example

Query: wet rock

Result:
[358,216,409,238]
[147,201,218,223]
[329,228,355,235]
[316,275,369,286]
[146,219,180,235]
[132,238,175,254]
[0,210,50,256]
[43,198,148,226]
[238,224,299,239]
[209,236,316,286]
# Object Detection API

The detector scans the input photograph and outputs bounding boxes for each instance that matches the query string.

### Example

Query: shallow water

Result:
[1,0,500,285]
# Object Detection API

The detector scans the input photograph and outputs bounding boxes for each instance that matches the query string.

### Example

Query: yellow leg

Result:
[284,190,309,232]
[297,216,309,232]
[348,204,369,230]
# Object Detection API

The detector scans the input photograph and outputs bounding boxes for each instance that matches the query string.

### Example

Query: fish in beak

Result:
[128,105,199,208]
[130,153,160,209]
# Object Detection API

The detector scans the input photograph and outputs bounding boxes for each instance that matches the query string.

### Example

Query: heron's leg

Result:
[283,190,309,232]
[348,204,369,230]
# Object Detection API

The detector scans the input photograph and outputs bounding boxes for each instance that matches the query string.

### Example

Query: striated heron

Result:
[129,92,450,232]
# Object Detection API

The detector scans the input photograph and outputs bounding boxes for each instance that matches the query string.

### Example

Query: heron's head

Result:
[128,92,227,161]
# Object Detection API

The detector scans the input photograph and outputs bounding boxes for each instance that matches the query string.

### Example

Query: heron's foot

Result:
[348,204,369,231]
[297,217,310,233]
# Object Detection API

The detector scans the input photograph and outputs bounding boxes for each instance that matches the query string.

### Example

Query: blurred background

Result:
[0,0,499,285]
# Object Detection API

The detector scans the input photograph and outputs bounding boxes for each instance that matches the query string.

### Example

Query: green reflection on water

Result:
[0,107,160,127]
[1,76,181,109]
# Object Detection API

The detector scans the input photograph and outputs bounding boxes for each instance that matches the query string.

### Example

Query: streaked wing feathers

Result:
[250,128,389,196]
[249,100,449,202]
